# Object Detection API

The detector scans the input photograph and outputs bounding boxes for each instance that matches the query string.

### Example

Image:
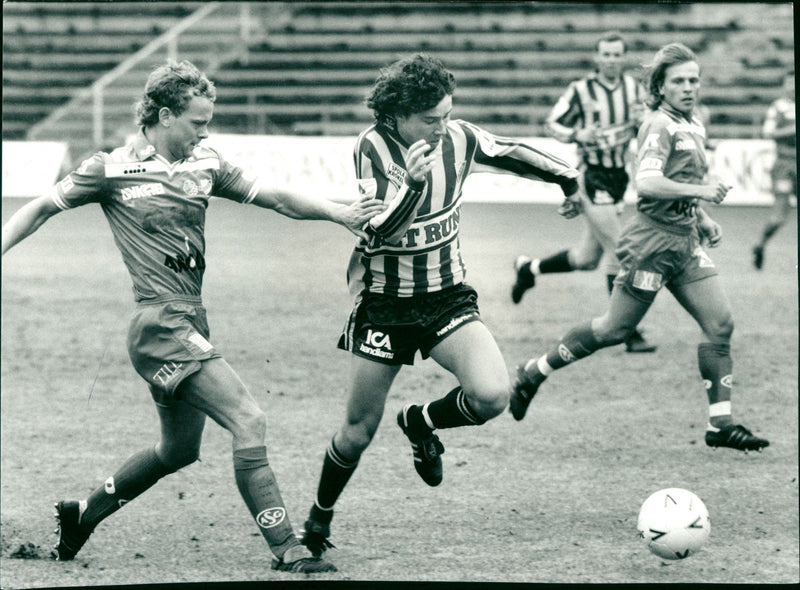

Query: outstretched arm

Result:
[2,195,62,255]
[248,186,385,240]
[637,175,731,204]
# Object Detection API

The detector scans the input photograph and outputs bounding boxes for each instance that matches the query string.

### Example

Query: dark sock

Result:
[539,250,572,274]
[81,446,173,531]
[233,445,298,559]
[545,320,605,370]
[698,343,733,428]
[760,222,780,245]
[422,386,487,430]
[314,437,359,510]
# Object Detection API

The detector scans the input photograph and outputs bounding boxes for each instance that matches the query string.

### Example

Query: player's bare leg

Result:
[671,277,769,451]
[753,194,791,269]
[303,359,399,556]
[179,358,337,572]
[53,388,207,561]
[396,321,509,483]
[512,285,652,420]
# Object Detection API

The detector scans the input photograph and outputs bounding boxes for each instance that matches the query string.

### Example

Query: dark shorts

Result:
[127,295,221,405]
[614,214,718,304]
[338,283,482,365]
[771,157,797,196]
[583,165,629,205]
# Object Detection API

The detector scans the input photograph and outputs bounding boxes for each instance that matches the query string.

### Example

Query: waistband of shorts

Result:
[635,211,694,236]
[135,294,204,307]
[583,163,627,173]
[361,282,472,301]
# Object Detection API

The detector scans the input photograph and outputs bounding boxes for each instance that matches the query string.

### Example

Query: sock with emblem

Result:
[698,343,734,429]
[80,446,173,532]
[233,445,300,560]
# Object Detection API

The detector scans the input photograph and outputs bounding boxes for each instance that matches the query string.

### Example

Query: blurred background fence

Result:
[2,1,794,170]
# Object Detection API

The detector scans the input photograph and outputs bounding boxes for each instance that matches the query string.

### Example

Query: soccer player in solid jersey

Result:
[1,60,386,573]
[753,69,796,269]
[298,53,583,558]
[511,32,657,354]
[510,43,769,453]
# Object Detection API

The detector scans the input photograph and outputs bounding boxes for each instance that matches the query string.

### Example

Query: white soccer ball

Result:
[637,488,710,560]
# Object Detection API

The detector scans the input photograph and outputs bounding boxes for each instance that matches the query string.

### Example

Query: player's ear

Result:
[158,106,173,127]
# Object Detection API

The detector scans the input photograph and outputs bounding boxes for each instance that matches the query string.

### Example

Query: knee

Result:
[571,255,600,271]
[341,413,382,454]
[466,381,510,421]
[157,443,201,472]
[706,313,734,342]
[592,319,632,346]
[233,408,268,447]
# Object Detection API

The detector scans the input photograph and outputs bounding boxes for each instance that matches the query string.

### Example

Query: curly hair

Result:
[366,53,456,127]
[641,43,698,110]
[135,60,216,127]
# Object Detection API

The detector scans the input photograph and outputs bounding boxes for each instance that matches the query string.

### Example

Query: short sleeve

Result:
[51,153,109,210]
[635,118,672,182]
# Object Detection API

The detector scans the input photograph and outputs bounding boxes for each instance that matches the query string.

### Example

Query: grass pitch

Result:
[1,197,797,586]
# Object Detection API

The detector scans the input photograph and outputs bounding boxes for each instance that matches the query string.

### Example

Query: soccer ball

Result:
[637,488,710,560]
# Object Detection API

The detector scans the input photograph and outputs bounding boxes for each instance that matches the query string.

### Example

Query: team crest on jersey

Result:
[386,162,407,189]
[456,161,466,184]
[183,179,199,196]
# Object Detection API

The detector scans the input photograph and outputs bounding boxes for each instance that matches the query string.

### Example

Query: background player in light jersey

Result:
[1,60,385,573]
[299,53,582,557]
[510,43,769,452]
[753,69,796,270]
[512,32,657,354]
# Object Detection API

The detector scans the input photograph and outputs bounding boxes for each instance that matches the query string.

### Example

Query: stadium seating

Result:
[2,1,794,159]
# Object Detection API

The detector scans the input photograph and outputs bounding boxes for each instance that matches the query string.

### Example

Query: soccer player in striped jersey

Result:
[1,60,385,573]
[511,43,769,453]
[753,69,795,269]
[300,53,582,557]
[512,31,657,354]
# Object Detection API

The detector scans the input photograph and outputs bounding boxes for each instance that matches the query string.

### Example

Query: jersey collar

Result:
[590,71,622,91]
[659,102,695,124]
[131,127,158,161]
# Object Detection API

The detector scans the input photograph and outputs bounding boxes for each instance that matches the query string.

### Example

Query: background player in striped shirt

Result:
[300,53,582,557]
[1,60,384,573]
[512,31,656,354]
[510,43,769,452]
[753,69,796,270]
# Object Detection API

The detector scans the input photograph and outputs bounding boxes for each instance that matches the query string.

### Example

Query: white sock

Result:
[421,403,435,430]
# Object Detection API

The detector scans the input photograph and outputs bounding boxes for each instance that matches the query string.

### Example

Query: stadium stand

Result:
[2,1,794,162]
